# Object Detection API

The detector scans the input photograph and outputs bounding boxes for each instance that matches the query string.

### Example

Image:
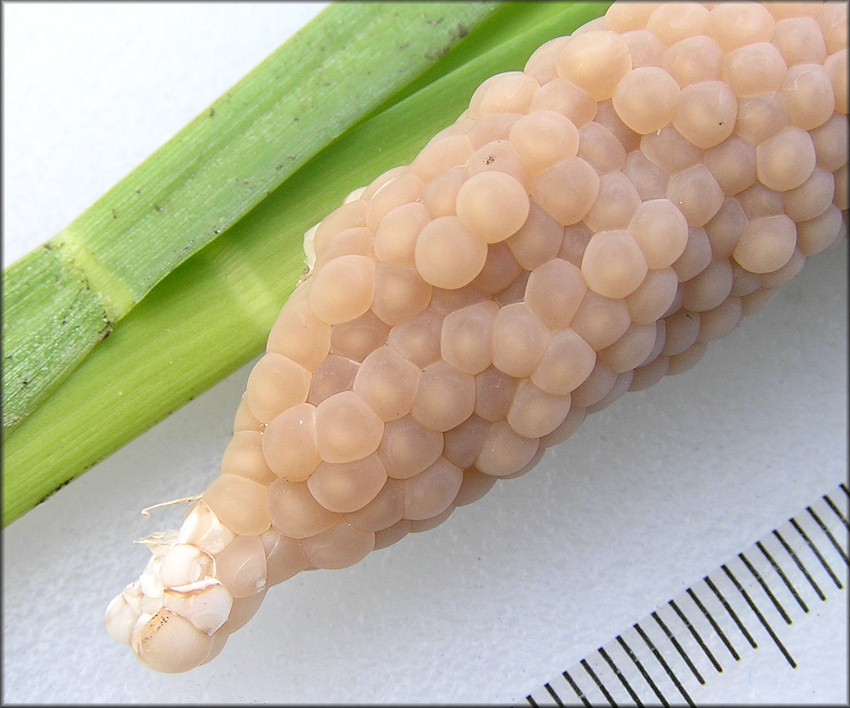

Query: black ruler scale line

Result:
[523,484,849,706]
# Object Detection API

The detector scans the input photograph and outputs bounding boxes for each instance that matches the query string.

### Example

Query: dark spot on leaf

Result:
[485,154,495,165]
[457,23,469,37]
[209,107,215,118]
[36,477,73,506]
[153,204,164,213]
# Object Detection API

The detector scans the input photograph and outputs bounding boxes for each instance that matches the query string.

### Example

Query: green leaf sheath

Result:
[1,1,499,437]
[2,2,609,526]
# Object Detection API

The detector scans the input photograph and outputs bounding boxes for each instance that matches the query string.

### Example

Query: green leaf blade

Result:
[2,1,501,436]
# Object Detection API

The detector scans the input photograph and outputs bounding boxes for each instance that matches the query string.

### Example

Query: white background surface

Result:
[2,3,847,704]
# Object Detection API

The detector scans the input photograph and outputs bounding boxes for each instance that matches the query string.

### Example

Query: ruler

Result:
[524,483,849,706]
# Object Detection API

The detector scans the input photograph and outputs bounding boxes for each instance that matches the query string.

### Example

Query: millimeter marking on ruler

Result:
[523,483,849,706]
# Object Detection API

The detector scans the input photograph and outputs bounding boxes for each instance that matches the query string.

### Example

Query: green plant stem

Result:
[2,1,500,437]
[2,1,610,526]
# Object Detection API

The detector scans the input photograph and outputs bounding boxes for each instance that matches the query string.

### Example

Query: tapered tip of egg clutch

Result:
[108,0,848,672]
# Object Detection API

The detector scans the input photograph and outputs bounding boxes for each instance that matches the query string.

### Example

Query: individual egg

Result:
[756,126,817,191]
[475,421,540,477]
[531,77,597,127]
[371,263,432,327]
[556,30,632,101]
[220,430,276,485]
[365,171,424,232]
[628,198,690,269]
[309,254,376,325]
[531,157,600,225]
[598,321,659,373]
[386,308,444,368]
[696,297,744,343]
[315,390,384,463]
[735,92,789,145]
[704,197,749,259]
[306,354,358,406]
[662,34,724,86]
[352,345,420,422]
[402,458,464,521]
[667,164,725,227]
[468,71,540,118]
[442,415,490,469]
[569,359,618,408]
[772,17,828,66]
[779,64,835,131]
[411,133,474,181]
[421,166,468,218]
[525,257,587,330]
[301,522,375,570]
[672,80,738,150]
[796,205,844,256]
[782,168,836,222]
[245,353,311,423]
[584,172,642,232]
[625,267,680,324]
[612,66,680,134]
[622,29,666,68]
[707,1,774,51]
[374,202,430,266]
[415,216,488,289]
[570,290,632,350]
[265,293,331,373]
[703,136,758,195]
[471,243,523,296]
[329,310,389,363]
[491,302,550,377]
[377,415,444,480]
[671,227,713,281]
[474,366,520,422]
[531,328,597,396]
[722,42,787,99]
[440,300,499,375]
[202,474,270,537]
[213,535,268,599]
[308,454,387,514]
[505,200,565,270]
[345,478,405,533]
[661,311,701,357]
[410,360,476,432]
[647,2,710,46]
[263,403,320,483]
[578,122,628,174]
[733,214,798,273]
[581,229,648,299]
[267,479,342,539]
[681,259,734,312]
[623,151,669,201]
[507,380,572,438]
[509,109,580,172]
